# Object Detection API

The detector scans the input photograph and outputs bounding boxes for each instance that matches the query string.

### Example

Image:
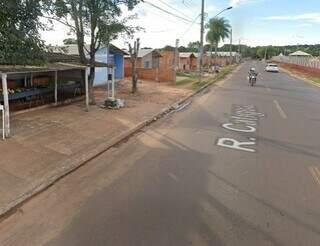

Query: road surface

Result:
[0,61,320,246]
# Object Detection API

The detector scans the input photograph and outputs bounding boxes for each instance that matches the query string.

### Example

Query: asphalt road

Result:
[1,61,320,246]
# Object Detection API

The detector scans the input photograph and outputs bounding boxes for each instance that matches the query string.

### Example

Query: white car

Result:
[265,63,279,72]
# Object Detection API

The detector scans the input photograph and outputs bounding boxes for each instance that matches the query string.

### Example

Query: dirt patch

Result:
[275,62,320,80]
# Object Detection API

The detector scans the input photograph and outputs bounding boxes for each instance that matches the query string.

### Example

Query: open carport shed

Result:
[0,53,114,138]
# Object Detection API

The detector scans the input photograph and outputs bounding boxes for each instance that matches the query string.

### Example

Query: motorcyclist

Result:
[248,67,258,77]
[248,67,258,86]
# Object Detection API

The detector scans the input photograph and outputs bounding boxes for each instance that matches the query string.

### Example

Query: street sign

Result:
[0,104,4,140]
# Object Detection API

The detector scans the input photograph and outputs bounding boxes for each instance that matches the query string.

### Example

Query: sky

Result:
[41,0,320,49]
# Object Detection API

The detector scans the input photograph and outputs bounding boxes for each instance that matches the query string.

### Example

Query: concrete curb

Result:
[280,67,320,89]
[0,64,240,219]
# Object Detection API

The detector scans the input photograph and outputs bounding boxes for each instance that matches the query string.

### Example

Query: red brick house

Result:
[179,53,197,72]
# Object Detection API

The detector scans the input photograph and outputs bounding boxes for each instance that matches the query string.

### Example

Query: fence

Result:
[0,104,4,140]
[124,67,175,82]
[272,55,320,70]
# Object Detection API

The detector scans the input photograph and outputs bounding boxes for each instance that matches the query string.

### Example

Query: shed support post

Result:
[112,67,115,99]
[85,68,89,111]
[54,70,58,106]
[107,68,110,98]
[1,73,10,137]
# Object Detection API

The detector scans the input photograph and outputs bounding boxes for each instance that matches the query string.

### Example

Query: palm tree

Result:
[206,17,231,68]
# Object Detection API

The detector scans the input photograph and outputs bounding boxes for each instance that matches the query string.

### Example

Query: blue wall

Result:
[91,47,125,86]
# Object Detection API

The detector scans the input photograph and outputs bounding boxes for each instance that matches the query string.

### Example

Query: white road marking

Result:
[222,123,256,133]
[309,166,320,187]
[273,100,287,119]
[217,138,256,153]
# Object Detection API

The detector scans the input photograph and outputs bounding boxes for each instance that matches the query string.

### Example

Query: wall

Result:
[141,52,153,68]
[272,55,320,70]
[91,47,125,86]
[179,57,190,71]
[203,55,235,68]
[124,51,175,82]
[159,51,175,82]
[190,57,197,71]
[114,53,124,79]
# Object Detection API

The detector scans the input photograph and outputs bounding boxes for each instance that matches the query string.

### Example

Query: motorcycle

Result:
[248,74,257,86]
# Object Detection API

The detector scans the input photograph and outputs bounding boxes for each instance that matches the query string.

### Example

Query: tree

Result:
[63,38,78,45]
[47,0,141,104]
[206,17,231,66]
[187,41,200,52]
[0,0,45,65]
[128,38,140,93]
[162,45,175,51]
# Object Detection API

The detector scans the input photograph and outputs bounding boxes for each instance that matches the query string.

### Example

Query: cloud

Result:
[263,13,320,23]
[230,0,257,7]
[296,23,312,28]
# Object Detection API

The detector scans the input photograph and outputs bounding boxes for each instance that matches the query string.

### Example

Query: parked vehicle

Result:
[265,63,279,72]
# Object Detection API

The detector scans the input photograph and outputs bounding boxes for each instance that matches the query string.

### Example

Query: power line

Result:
[157,0,194,21]
[143,6,191,26]
[179,14,201,39]
[144,1,194,24]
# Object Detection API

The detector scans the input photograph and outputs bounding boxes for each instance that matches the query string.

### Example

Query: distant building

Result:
[124,49,175,82]
[289,51,312,57]
[53,44,128,86]
[124,48,161,69]
[179,53,197,72]
[204,51,241,67]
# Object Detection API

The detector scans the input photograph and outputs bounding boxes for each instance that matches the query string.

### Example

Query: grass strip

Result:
[192,66,236,91]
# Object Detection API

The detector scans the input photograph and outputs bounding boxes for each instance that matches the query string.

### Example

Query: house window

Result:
[144,61,150,68]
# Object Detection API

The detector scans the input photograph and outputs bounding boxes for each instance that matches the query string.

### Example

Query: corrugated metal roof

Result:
[137,49,154,58]
[0,53,113,74]
[179,52,196,58]
[55,44,128,56]
[206,51,239,57]
[289,51,311,56]
[124,49,162,58]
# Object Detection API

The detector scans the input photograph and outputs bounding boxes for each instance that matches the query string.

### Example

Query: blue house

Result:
[58,44,128,86]
[94,44,128,86]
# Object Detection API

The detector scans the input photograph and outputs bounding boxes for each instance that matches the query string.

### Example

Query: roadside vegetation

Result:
[192,66,236,91]
[309,77,320,84]
[175,65,238,91]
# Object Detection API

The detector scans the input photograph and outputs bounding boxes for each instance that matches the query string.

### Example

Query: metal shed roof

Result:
[289,51,312,56]
[179,52,196,58]
[0,53,113,74]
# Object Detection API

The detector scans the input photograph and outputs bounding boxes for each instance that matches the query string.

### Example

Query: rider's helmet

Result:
[250,67,255,72]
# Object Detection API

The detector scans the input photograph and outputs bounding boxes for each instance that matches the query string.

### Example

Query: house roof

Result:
[137,49,159,58]
[205,51,239,57]
[124,49,162,59]
[179,52,196,58]
[289,50,312,56]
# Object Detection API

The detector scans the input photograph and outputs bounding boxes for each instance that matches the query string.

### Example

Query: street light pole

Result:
[229,27,233,63]
[198,0,205,83]
[198,5,233,82]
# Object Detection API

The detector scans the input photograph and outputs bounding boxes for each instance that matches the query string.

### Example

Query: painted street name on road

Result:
[217,105,264,153]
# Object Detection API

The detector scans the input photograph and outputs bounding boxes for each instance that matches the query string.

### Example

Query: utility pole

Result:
[264,46,268,61]
[198,0,205,83]
[238,38,242,62]
[174,38,179,84]
[229,27,233,64]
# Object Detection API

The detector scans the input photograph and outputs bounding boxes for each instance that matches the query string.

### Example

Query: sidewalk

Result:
[0,80,193,216]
